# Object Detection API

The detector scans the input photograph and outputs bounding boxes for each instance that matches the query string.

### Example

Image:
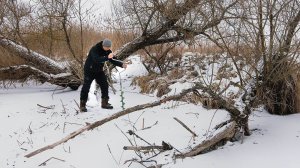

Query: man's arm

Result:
[90,49,109,63]
[109,57,124,67]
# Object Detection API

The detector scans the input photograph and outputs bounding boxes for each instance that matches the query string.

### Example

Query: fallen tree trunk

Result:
[0,65,80,89]
[0,38,65,74]
[176,122,236,158]
[0,38,81,89]
[24,85,201,158]
[0,65,49,82]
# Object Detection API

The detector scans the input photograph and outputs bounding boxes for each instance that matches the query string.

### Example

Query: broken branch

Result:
[176,122,236,158]
[173,117,197,137]
[123,145,171,152]
[38,157,65,166]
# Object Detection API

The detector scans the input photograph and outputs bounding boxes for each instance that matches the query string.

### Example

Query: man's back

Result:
[84,41,111,72]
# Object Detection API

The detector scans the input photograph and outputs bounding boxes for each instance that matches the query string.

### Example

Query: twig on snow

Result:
[63,122,84,133]
[60,99,67,114]
[38,157,65,166]
[173,117,197,137]
[107,144,119,166]
[37,104,55,110]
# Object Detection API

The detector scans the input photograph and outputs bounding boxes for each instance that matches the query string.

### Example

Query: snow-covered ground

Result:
[1,56,300,168]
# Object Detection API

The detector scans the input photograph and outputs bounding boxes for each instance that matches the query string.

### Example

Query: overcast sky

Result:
[83,0,113,15]
[20,0,114,15]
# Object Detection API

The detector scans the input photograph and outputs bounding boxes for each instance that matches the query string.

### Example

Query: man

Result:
[80,38,127,112]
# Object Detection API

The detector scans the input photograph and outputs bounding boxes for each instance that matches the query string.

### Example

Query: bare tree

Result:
[200,0,300,115]
[142,43,178,75]
[2,1,300,163]
[0,0,97,89]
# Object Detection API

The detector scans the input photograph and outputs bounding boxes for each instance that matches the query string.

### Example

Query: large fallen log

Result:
[0,65,80,89]
[176,122,236,158]
[0,38,65,74]
[0,65,49,82]
[0,38,82,89]
[0,65,81,90]
[24,85,201,158]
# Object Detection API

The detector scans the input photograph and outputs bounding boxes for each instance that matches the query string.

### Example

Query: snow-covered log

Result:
[0,65,80,89]
[176,122,236,158]
[0,38,65,75]
[0,38,81,89]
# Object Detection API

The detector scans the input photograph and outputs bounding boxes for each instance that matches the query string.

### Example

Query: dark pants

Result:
[80,70,109,101]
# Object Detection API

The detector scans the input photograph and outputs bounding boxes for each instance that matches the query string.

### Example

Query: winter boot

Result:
[101,98,113,109]
[80,100,87,112]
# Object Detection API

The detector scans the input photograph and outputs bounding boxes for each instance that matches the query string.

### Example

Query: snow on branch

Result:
[0,65,77,88]
[0,38,66,74]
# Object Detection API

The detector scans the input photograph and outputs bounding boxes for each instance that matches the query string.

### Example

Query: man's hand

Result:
[108,53,114,59]
[122,63,128,69]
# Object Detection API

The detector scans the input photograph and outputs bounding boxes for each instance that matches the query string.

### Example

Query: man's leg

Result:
[80,72,95,112]
[95,71,113,109]
[95,71,109,99]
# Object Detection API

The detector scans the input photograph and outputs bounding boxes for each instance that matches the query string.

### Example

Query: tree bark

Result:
[176,122,236,158]
[0,38,65,74]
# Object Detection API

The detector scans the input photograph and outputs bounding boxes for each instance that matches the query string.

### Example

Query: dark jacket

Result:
[84,41,123,73]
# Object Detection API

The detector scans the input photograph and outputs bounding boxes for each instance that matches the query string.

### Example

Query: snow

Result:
[1,55,300,168]
[172,111,300,168]
[50,73,73,79]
